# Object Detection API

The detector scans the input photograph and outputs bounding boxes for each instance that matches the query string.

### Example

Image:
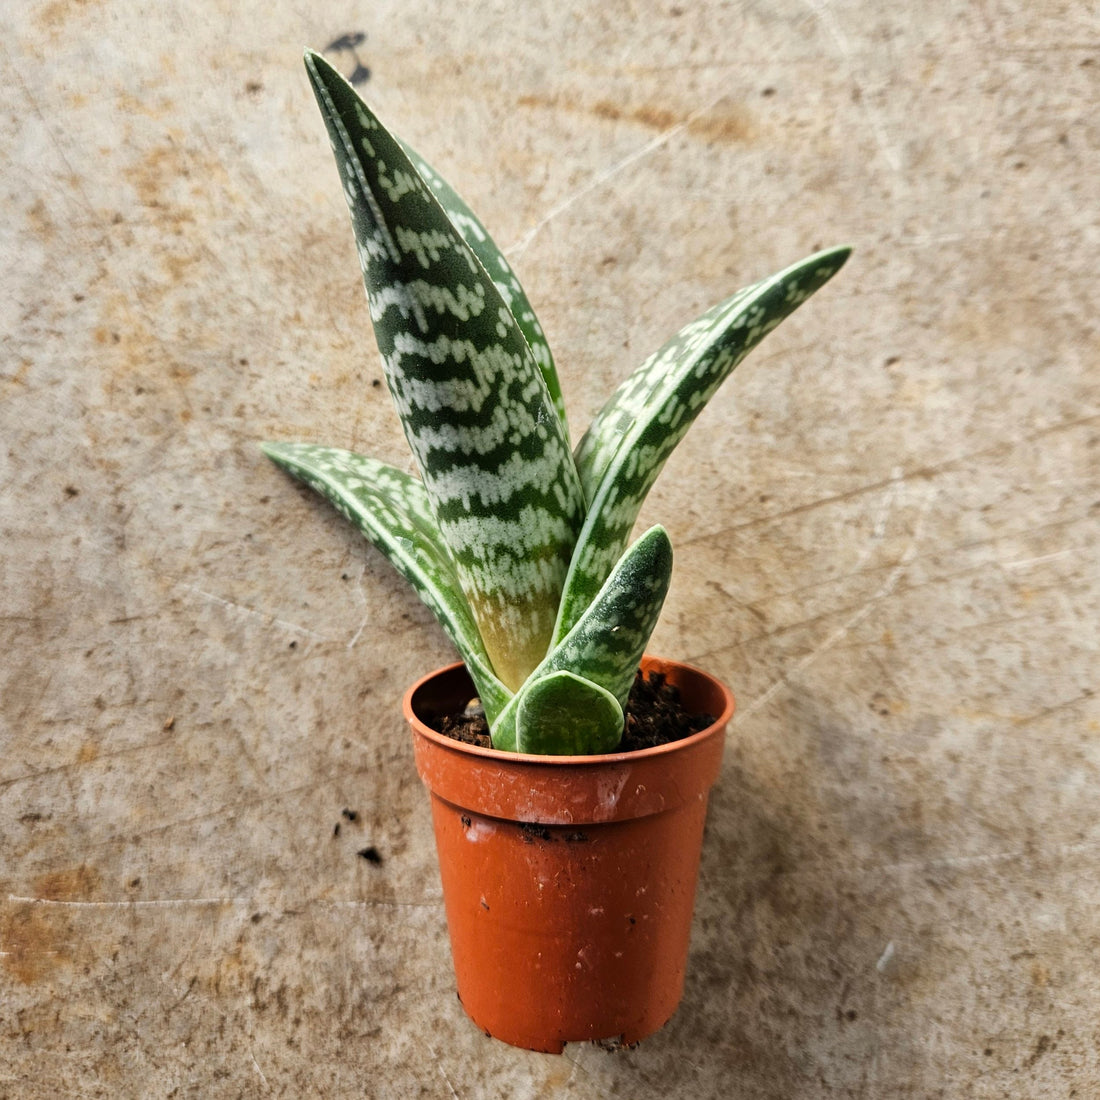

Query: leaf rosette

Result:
[264,51,850,754]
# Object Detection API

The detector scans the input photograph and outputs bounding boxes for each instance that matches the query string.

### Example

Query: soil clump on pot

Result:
[437,668,714,753]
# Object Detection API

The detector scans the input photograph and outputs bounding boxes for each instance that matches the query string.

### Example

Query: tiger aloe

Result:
[263,50,850,755]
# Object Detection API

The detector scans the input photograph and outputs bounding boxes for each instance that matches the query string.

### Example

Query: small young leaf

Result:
[261,442,511,723]
[554,246,851,640]
[514,671,624,756]
[304,51,586,691]
[491,525,672,752]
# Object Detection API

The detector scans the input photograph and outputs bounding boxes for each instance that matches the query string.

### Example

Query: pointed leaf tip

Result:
[302,54,586,691]
[556,245,852,638]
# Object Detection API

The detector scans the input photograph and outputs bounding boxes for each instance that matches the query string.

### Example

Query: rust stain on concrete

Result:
[517,92,754,143]
[33,864,102,902]
[1,903,68,984]
[75,738,101,765]
[33,0,106,35]
[1,866,102,984]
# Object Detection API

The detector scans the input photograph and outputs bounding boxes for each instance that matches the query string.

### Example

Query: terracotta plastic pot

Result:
[404,655,734,1053]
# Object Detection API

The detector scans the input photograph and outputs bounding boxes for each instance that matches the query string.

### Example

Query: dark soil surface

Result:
[436,668,715,754]
[618,668,716,751]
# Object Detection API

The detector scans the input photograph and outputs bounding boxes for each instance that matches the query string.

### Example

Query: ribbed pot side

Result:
[405,656,734,1054]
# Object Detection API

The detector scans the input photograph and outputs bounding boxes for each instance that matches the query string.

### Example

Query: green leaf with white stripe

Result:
[491,524,672,753]
[305,50,586,692]
[396,138,568,441]
[553,246,851,641]
[261,442,511,724]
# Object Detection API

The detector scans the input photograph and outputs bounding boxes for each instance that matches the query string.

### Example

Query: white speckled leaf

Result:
[554,246,851,641]
[491,524,672,753]
[396,138,568,442]
[261,442,511,724]
[305,51,586,691]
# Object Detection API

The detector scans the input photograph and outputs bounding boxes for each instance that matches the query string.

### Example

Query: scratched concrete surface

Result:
[2,0,1098,1095]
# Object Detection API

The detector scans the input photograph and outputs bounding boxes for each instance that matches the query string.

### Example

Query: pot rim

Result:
[403,655,735,768]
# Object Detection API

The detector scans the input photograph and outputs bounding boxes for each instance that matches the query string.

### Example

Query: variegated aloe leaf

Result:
[305,51,586,692]
[553,246,851,641]
[491,524,673,753]
[395,138,568,441]
[261,442,511,724]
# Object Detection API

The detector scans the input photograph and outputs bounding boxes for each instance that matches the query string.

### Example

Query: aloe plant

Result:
[263,50,850,755]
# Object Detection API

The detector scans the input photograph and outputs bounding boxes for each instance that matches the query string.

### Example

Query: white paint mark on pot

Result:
[595,770,631,819]
[464,820,497,843]
[516,791,575,825]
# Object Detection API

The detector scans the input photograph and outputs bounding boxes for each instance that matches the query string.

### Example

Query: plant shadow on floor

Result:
[627,691,935,1096]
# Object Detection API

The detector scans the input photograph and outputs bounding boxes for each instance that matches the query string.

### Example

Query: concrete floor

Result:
[3,0,1098,1095]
